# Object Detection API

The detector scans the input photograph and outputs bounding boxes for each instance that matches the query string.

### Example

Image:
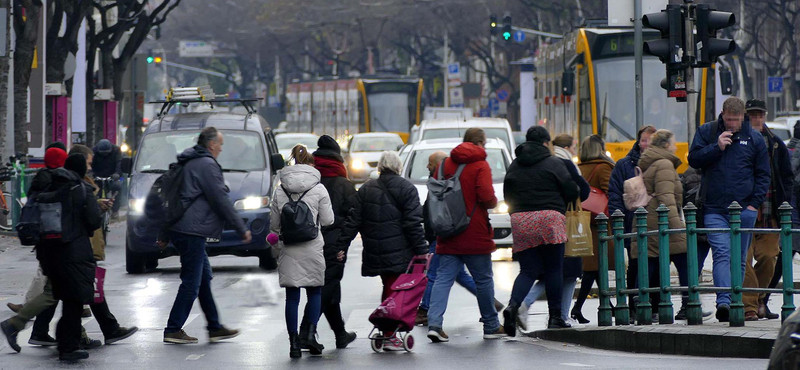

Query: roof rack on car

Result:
[150,86,261,117]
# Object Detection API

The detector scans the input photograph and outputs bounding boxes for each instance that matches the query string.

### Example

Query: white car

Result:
[275,133,319,161]
[770,115,800,145]
[401,138,513,249]
[344,132,404,183]
[409,118,517,157]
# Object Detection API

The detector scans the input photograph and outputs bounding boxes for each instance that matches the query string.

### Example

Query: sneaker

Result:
[335,331,357,349]
[383,337,404,351]
[716,305,730,322]
[415,308,428,326]
[1,320,20,353]
[427,327,449,343]
[516,303,529,332]
[82,308,92,318]
[6,303,22,313]
[59,350,89,361]
[105,326,138,345]
[28,334,57,346]
[483,326,507,339]
[164,330,198,344]
[209,326,240,343]
[79,337,102,350]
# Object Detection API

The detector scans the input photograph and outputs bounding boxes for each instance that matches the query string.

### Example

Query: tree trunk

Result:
[13,3,42,155]
[0,0,9,159]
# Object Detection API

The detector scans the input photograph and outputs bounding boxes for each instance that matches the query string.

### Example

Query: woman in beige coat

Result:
[638,129,690,320]
[270,145,334,358]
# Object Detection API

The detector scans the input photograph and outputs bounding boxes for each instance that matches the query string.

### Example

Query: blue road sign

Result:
[448,63,460,75]
[769,77,783,94]
[480,108,490,117]
[489,98,499,113]
[496,89,509,102]
[513,31,526,43]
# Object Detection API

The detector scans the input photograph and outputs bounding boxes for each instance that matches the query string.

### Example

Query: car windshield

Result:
[351,136,403,152]
[275,134,318,150]
[422,128,512,152]
[771,128,791,141]
[135,130,265,172]
[406,148,508,183]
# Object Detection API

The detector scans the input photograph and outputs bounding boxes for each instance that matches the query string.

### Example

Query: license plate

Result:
[206,238,220,243]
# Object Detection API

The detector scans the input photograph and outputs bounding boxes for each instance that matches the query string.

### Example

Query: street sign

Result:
[489,98,499,114]
[449,87,464,107]
[179,41,215,57]
[496,88,509,102]
[479,108,490,117]
[513,30,526,43]
[448,63,460,79]
[769,77,783,97]
[498,102,508,115]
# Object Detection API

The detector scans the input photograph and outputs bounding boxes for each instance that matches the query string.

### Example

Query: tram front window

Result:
[594,58,689,144]
[368,92,411,133]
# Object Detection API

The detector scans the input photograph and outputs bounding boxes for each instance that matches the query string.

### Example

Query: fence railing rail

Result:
[596,201,797,328]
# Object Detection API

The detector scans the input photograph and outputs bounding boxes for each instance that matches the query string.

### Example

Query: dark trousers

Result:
[510,244,565,314]
[32,304,57,338]
[301,280,346,335]
[33,300,119,339]
[165,232,221,333]
[574,271,599,313]
[285,287,322,334]
[56,301,83,353]
[648,253,689,307]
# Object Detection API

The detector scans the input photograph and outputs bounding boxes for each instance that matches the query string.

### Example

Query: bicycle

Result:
[94,175,119,242]
[0,153,32,231]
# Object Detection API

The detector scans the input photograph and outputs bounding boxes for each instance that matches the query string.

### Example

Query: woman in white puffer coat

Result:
[270,144,334,358]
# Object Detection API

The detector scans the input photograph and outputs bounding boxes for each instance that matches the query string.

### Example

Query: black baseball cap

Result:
[745,99,767,113]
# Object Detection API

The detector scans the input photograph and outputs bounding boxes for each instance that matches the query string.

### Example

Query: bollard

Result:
[635,207,652,325]
[596,213,613,327]
[656,204,674,324]
[683,203,703,325]
[778,202,796,321]
[728,201,744,327]
[611,210,630,326]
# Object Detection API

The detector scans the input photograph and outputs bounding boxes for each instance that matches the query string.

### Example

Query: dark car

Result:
[769,309,800,369]
[123,111,285,273]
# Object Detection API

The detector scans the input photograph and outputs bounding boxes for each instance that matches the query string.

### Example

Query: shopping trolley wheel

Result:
[370,333,384,353]
[403,333,415,352]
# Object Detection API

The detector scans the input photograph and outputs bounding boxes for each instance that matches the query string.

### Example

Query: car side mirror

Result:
[121,157,132,174]
[271,153,285,172]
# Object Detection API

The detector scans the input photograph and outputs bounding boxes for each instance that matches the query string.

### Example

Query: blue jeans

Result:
[285,287,322,335]
[165,232,221,333]
[523,278,577,321]
[420,242,478,311]
[704,209,758,307]
[427,254,500,334]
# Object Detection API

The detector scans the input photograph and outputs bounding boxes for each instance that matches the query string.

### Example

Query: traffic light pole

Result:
[634,0,644,133]
[685,6,697,144]
[443,30,449,107]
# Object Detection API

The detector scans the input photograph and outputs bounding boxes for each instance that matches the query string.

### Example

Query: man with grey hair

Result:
[688,96,770,322]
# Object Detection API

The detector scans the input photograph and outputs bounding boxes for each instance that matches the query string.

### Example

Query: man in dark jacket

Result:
[427,128,504,343]
[91,139,123,216]
[302,135,358,349]
[688,97,770,322]
[742,100,793,321]
[163,127,250,344]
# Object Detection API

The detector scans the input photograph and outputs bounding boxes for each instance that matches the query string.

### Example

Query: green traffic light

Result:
[146,56,155,64]
[503,32,511,40]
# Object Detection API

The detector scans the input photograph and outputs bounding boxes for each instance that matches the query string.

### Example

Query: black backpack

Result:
[279,186,318,245]
[142,162,192,237]
[17,170,85,246]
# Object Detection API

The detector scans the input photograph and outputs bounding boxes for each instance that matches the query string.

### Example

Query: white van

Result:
[410,118,516,156]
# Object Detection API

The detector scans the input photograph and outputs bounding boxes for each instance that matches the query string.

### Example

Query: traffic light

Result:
[694,4,736,67]
[146,56,155,64]
[490,14,498,36]
[502,13,512,41]
[642,4,684,67]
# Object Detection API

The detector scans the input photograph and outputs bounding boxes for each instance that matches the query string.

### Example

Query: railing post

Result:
[684,202,703,325]
[11,173,21,228]
[657,204,674,324]
[728,201,744,327]
[611,210,630,326]
[778,202,796,321]
[596,213,613,326]
[635,207,652,325]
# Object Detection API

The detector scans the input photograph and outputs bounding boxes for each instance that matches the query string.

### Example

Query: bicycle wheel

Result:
[0,192,13,231]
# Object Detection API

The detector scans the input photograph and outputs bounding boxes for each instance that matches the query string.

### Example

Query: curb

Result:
[528,325,776,358]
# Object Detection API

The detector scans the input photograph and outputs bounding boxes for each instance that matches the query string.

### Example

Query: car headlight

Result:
[605,150,612,158]
[129,198,145,215]
[234,196,269,211]
[490,201,509,214]
[351,159,365,170]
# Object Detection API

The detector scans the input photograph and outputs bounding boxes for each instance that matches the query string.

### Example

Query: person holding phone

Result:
[688,97,771,322]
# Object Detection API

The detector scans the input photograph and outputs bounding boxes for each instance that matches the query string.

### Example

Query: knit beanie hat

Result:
[44,148,67,169]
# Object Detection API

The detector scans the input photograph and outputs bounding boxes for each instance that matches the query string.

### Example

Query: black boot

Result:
[288,332,301,358]
[502,301,520,337]
[570,308,590,324]
[548,309,572,329]
[335,330,357,349]
[298,321,310,350]
[306,324,324,355]
[674,297,688,320]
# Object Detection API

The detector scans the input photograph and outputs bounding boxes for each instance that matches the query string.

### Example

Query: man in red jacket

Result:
[427,128,505,343]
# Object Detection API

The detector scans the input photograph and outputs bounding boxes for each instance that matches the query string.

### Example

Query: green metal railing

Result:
[596,201,797,328]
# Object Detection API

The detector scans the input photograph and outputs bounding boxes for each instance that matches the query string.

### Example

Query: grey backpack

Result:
[426,162,476,238]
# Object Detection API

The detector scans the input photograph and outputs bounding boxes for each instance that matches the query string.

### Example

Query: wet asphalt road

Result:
[0,222,769,369]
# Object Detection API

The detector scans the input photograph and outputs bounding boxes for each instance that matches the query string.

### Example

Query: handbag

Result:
[581,164,609,216]
[565,202,594,257]
[93,266,106,304]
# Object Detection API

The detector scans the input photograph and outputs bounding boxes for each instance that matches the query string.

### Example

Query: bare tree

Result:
[13,0,42,153]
